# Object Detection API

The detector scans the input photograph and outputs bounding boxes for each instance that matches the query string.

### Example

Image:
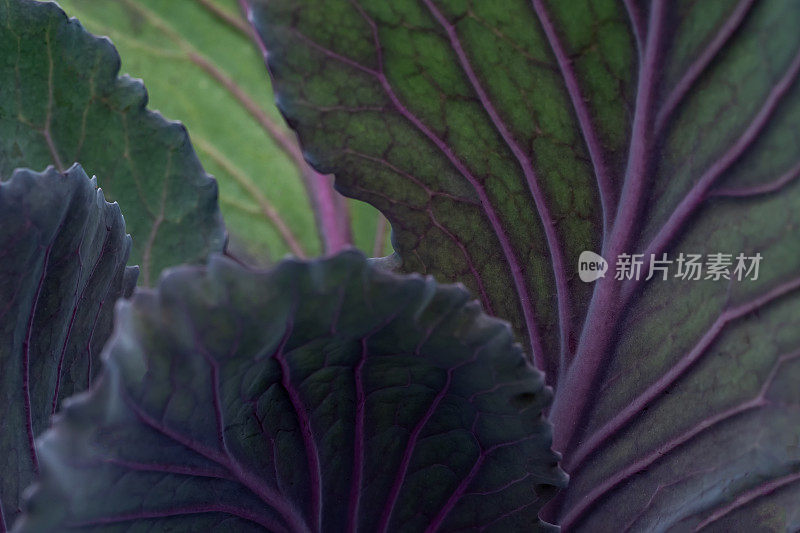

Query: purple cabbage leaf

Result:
[14,252,566,532]
[0,165,137,529]
[244,0,800,530]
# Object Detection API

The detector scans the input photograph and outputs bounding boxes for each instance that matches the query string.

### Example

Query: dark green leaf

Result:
[247,0,800,529]
[245,0,613,379]
[14,251,565,532]
[52,0,395,262]
[0,0,225,284]
[0,164,137,529]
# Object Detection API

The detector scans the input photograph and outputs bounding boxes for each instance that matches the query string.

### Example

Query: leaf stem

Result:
[549,0,667,455]
[239,0,354,254]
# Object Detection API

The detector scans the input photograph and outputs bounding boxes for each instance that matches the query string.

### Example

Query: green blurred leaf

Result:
[54,0,392,263]
[0,0,225,284]
[247,0,800,529]
[0,165,137,528]
[15,252,565,532]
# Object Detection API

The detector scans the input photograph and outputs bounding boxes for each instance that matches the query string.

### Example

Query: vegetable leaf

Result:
[245,0,610,380]
[246,0,800,529]
[0,164,137,529]
[0,0,225,284]
[14,252,566,532]
[52,0,393,262]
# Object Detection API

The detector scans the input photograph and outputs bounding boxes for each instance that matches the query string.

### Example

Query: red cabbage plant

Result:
[1,0,799,531]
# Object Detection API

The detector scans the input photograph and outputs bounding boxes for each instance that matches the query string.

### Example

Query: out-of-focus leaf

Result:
[0,164,137,529]
[0,0,224,284]
[54,0,392,262]
[14,251,565,532]
[247,0,800,530]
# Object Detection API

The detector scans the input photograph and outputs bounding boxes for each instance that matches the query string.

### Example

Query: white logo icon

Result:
[579,251,608,282]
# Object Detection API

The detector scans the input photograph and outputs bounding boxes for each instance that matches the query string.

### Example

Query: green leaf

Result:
[0,0,225,284]
[0,164,137,529]
[245,0,608,379]
[247,0,800,530]
[14,252,566,532]
[53,0,392,262]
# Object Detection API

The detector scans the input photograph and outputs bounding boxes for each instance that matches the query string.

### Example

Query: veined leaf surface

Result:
[247,0,800,529]
[14,252,565,532]
[0,0,224,284]
[53,0,393,262]
[0,165,137,529]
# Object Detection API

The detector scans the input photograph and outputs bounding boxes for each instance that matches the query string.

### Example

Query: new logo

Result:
[578,251,608,282]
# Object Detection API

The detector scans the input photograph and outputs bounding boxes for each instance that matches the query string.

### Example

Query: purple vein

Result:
[623,0,645,59]
[711,159,800,198]
[309,172,353,256]
[562,399,761,528]
[627,44,800,302]
[377,364,455,533]
[83,275,116,388]
[22,243,54,475]
[98,457,231,479]
[126,397,309,532]
[272,320,322,532]
[427,209,495,316]
[346,338,368,532]
[69,504,288,532]
[531,0,615,237]
[482,495,541,530]
[655,0,756,134]
[51,227,111,415]
[606,0,665,257]
[694,471,800,530]
[620,466,718,533]
[425,435,538,532]
[423,0,570,372]
[550,0,667,454]
[342,1,546,370]
[241,2,353,254]
[343,148,479,205]
[561,348,800,530]
[568,276,800,473]
[201,347,229,454]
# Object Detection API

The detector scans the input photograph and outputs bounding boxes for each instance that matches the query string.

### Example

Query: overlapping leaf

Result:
[0,0,224,284]
[0,165,137,530]
[14,252,565,532]
[246,0,613,379]
[247,0,800,529]
[52,0,391,262]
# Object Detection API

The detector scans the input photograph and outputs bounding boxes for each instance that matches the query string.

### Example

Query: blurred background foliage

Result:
[53,0,392,264]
